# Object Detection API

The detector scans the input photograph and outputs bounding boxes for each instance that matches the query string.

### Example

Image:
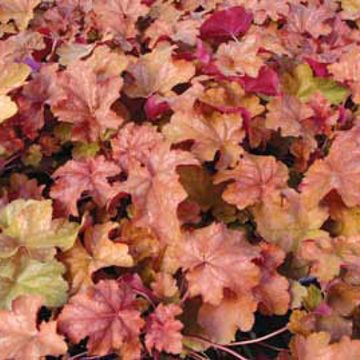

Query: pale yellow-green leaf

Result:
[0,199,80,261]
[285,63,349,105]
[0,0,41,31]
[57,43,95,66]
[0,95,17,123]
[252,190,329,252]
[341,0,360,13]
[0,254,68,309]
[0,63,31,95]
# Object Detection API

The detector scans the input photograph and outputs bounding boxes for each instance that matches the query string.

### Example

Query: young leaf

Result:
[145,304,183,354]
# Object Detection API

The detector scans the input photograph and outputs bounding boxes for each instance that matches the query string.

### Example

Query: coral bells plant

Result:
[3,1,360,360]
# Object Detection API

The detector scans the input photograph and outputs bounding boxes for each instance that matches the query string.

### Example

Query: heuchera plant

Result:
[2,0,360,359]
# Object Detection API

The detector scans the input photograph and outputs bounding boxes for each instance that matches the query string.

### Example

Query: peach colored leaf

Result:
[265,95,314,138]
[120,142,198,244]
[215,35,264,78]
[86,45,129,80]
[326,281,360,317]
[298,236,360,283]
[111,123,163,171]
[328,46,360,103]
[61,223,133,293]
[93,0,149,39]
[214,153,288,210]
[145,304,183,354]
[57,280,145,357]
[0,295,67,360]
[49,60,123,142]
[60,240,93,294]
[163,111,245,169]
[150,272,178,299]
[199,81,265,117]
[0,0,41,31]
[198,292,258,343]
[328,46,360,83]
[300,125,360,208]
[291,332,360,360]
[255,242,290,315]
[83,222,133,272]
[16,64,57,140]
[286,3,334,39]
[252,189,329,252]
[124,43,195,98]
[50,155,121,216]
[178,223,260,305]
[253,0,290,23]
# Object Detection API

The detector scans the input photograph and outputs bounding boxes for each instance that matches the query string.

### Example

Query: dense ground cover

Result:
[1,0,360,359]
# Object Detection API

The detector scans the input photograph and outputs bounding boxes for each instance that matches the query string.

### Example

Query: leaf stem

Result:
[228,326,289,346]
[185,335,249,360]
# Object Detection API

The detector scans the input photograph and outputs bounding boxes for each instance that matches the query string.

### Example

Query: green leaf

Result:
[72,141,100,159]
[0,253,68,309]
[303,285,322,311]
[293,64,317,101]
[291,64,349,104]
[314,77,349,105]
[0,199,80,260]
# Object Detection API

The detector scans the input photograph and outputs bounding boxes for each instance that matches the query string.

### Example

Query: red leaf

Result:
[239,66,280,96]
[200,6,253,42]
